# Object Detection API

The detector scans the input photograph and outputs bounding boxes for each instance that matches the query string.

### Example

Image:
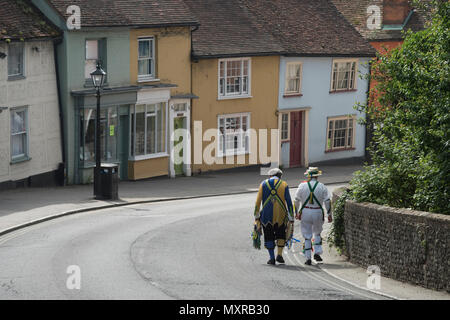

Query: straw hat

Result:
[304,167,322,177]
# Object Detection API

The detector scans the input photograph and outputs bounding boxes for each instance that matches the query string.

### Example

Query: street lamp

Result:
[91,62,106,199]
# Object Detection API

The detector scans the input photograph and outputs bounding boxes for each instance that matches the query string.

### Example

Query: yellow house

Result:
[128,26,197,180]
[191,56,280,173]
[185,0,285,174]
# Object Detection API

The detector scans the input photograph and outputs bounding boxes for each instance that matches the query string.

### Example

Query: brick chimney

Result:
[383,0,412,25]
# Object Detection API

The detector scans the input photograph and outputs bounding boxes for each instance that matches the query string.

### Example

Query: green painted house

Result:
[31,0,198,185]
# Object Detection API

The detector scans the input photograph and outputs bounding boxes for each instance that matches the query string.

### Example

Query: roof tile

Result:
[0,0,60,41]
[48,0,198,27]
[184,0,376,58]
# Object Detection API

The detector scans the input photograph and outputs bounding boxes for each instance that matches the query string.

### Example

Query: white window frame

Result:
[218,57,251,100]
[10,106,29,161]
[280,112,290,142]
[8,42,25,79]
[326,115,356,152]
[284,62,302,95]
[138,37,156,82]
[217,113,251,157]
[330,59,358,92]
[130,102,168,161]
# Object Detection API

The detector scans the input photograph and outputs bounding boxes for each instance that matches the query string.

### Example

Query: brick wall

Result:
[336,192,449,292]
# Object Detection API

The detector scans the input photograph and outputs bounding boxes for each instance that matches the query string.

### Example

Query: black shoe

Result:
[267,259,276,265]
[314,254,323,262]
[276,255,285,264]
[305,259,312,265]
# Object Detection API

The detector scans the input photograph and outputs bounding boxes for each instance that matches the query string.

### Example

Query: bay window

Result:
[131,103,167,158]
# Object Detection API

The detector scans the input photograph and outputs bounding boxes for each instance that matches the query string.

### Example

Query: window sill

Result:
[129,153,169,162]
[10,156,32,165]
[217,151,250,158]
[283,93,303,98]
[217,95,252,101]
[138,77,159,83]
[329,89,357,94]
[325,147,355,153]
[8,75,26,82]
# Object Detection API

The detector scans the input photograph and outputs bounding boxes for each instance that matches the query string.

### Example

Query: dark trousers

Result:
[263,223,286,249]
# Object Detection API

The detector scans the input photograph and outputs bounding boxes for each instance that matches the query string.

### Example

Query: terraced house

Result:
[0,0,63,189]
[185,0,375,173]
[242,0,376,168]
[31,0,198,184]
[184,0,285,174]
[17,0,379,185]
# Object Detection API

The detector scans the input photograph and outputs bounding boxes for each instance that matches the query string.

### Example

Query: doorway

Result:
[169,100,191,178]
[289,111,303,167]
[173,116,186,176]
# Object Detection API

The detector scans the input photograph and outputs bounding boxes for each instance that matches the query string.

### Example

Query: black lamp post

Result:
[90,62,106,199]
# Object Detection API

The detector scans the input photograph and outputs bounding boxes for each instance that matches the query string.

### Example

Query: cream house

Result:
[0,0,63,189]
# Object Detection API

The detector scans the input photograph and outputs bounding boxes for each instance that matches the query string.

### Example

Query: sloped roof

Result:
[47,0,198,28]
[0,0,60,41]
[184,0,376,58]
[239,0,376,57]
[183,0,286,58]
[330,0,429,41]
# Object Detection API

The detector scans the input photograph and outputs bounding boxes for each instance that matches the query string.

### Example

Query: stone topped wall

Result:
[340,197,449,292]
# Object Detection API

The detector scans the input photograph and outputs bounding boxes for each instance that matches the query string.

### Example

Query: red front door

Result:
[290,111,303,167]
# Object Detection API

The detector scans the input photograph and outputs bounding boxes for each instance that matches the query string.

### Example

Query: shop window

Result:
[80,106,118,166]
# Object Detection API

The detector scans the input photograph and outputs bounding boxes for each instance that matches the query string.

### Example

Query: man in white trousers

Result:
[294,167,332,265]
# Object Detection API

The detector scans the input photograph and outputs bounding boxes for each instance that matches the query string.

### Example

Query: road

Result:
[0,185,387,300]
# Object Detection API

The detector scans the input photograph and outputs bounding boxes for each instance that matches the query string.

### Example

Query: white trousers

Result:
[300,208,324,259]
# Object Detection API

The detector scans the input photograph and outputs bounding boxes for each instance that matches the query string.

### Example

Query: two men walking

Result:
[254,167,332,265]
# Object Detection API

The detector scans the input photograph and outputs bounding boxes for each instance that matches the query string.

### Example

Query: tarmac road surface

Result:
[0,187,387,300]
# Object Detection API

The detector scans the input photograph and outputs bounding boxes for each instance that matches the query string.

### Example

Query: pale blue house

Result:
[278,57,371,168]
[239,0,376,168]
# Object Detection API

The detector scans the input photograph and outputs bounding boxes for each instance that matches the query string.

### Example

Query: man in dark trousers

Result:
[254,168,295,265]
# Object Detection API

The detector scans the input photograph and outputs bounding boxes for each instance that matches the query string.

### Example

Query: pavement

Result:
[0,163,448,300]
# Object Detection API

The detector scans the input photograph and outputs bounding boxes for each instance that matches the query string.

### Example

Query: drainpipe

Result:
[53,36,66,186]
[365,59,373,164]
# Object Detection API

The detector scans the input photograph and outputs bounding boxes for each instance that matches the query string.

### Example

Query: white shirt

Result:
[294,178,331,215]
